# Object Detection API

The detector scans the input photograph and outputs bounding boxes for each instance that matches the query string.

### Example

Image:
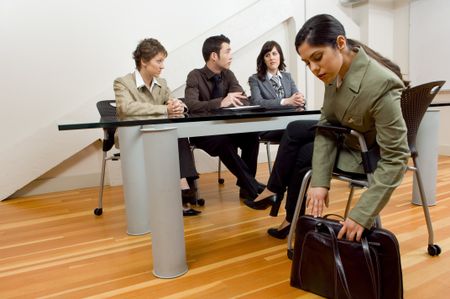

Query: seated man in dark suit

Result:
[184,34,264,201]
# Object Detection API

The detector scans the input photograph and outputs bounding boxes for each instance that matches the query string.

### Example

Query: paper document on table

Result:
[223,105,261,111]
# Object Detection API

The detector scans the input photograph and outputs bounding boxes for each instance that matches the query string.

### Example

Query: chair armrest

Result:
[313,123,352,134]
[314,123,379,174]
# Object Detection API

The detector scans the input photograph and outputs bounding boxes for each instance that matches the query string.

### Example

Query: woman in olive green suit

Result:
[248,14,409,241]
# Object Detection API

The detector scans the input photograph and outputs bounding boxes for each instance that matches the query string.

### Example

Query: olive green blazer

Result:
[311,48,409,228]
[114,72,170,116]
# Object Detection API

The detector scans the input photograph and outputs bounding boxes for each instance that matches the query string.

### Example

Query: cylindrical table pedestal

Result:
[412,109,440,206]
[141,126,188,278]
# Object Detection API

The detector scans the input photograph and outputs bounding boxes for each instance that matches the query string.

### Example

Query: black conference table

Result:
[59,106,320,278]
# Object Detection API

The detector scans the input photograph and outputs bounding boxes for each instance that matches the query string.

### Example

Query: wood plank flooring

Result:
[1,156,450,298]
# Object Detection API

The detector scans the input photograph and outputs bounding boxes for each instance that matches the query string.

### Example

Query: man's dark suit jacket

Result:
[184,65,248,112]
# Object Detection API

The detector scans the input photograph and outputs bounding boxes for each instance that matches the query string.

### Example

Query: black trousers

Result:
[267,120,317,222]
[178,138,198,180]
[259,129,285,143]
[191,132,260,197]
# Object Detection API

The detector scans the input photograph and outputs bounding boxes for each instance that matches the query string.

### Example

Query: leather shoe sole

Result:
[183,208,201,216]
[243,194,276,210]
[239,182,267,201]
[239,188,257,201]
[267,224,291,239]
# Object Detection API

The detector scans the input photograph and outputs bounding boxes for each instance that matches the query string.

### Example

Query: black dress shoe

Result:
[239,188,257,201]
[240,183,267,201]
[267,224,291,239]
[269,193,284,217]
[182,189,196,205]
[243,194,276,210]
[183,208,201,216]
[257,182,266,194]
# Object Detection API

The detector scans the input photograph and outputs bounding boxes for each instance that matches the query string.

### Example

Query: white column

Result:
[412,109,440,206]
[141,126,188,278]
[117,126,151,235]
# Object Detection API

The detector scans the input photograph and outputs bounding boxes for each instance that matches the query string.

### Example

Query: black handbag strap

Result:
[362,238,380,299]
[320,223,352,299]
[321,221,381,299]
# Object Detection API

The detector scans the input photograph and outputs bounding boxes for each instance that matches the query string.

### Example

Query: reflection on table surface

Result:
[59,107,320,131]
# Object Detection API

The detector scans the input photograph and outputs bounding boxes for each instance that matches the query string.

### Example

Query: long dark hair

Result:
[256,41,286,81]
[295,14,409,86]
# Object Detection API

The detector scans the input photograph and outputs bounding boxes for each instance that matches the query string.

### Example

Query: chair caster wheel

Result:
[197,198,205,206]
[427,244,441,256]
[218,178,225,184]
[287,249,294,260]
[94,208,103,216]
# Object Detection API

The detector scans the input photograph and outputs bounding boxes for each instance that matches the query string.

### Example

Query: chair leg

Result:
[287,169,312,259]
[412,158,439,255]
[218,158,224,184]
[266,142,273,173]
[95,152,107,216]
[344,185,355,218]
[374,215,382,228]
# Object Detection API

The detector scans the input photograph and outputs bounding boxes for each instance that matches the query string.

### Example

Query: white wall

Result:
[393,0,410,78]
[409,0,450,90]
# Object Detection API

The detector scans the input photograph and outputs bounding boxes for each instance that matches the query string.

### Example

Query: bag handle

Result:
[318,222,352,299]
[362,238,381,299]
[319,221,381,299]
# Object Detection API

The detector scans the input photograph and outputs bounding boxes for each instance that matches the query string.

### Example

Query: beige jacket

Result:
[311,48,409,228]
[114,72,170,116]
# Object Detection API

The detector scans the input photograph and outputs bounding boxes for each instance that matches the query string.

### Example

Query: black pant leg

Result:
[284,142,314,222]
[178,138,198,179]
[267,120,317,193]
[191,135,260,197]
[233,132,260,177]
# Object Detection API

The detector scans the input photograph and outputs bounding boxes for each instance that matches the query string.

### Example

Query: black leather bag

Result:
[290,215,403,299]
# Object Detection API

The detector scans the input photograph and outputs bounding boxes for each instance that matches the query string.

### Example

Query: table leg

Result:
[118,126,151,235]
[412,109,440,206]
[141,126,188,278]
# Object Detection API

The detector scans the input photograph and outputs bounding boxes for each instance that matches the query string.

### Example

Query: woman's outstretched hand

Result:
[337,218,364,242]
[306,187,329,218]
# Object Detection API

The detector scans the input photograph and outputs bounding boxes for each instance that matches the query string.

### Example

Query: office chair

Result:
[259,136,281,174]
[95,100,120,216]
[287,80,445,259]
[399,80,445,255]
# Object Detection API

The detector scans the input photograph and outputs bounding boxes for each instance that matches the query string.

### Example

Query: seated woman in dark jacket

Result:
[249,40,306,142]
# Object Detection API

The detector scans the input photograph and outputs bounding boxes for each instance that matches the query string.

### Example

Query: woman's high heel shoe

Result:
[243,194,275,210]
[269,193,284,217]
[267,224,291,239]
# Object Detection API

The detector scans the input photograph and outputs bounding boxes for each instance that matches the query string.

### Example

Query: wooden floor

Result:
[1,157,450,298]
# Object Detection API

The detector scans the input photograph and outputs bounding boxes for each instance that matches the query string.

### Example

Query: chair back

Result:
[400,81,445,156]
[96,100,117,152]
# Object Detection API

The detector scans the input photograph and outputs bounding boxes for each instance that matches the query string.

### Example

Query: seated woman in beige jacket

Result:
[114,38,200,216]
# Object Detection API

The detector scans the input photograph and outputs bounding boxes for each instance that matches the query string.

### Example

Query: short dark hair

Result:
[133,38,167,70]
[256,41,286,81]
[202,34,230,62]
